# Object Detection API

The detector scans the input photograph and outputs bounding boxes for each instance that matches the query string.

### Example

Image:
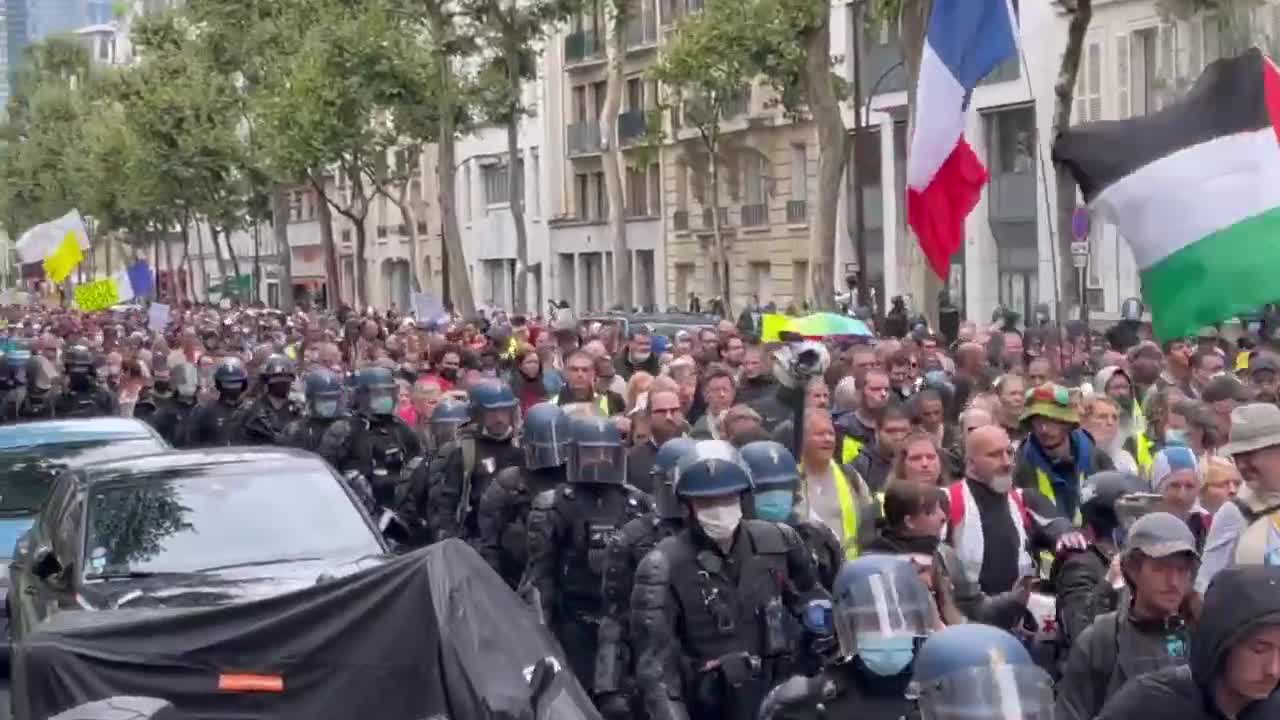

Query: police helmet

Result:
[304,368,344,419]
[911,624,1054,720]
[1080,470,1158,537]
[64,345,93,376]
[567,415,625,484]
[652,437,697,519]
[674,440,751,498]
[832,556,935,676]
[353,366,397,416]
[213,357,248,397]
[261,354,296,383]
[431,397,470,445]
[468,381,519,441]
[170,363,199,400]
[523,402,571,470]
[1120,297,1145,322]
[740,441,798,523]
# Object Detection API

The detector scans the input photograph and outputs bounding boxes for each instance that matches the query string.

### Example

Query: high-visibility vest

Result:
[801,460,862,561]
[1135,433,1155,475]
[841,436,862,465]
[1036,468,1084,526]
[552,392,610,415]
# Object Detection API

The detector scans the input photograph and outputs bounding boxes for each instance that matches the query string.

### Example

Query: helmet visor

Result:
[526,439,569,470]
[835,562,937,658]
[478,406,519,440]
[915,664,1055,720]
[431,418,464,445]
[653,473,681,519]
[568,443,626,484]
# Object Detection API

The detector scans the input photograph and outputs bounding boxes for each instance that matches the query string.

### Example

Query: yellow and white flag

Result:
[15,209,89,282]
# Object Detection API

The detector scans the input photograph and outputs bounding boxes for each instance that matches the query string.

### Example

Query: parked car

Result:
[0,418,168,666]
[8,447,388,643]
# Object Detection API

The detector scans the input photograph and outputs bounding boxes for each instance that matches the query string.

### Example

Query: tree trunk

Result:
[330,160,370,308]
[427,4,477,319]
[392,183,421,293]
[801,19,844,312]
[271,184,295,311]
[507,46,530,314]
[195,221,210,302]
[223,228,242,285]
[312,176,341,310]
[902,0,941,327]
[162,230,175,302]
[708,149,734,319]
[211,226,228,283]
[602,0,632,311]
[1054,0,1093,324]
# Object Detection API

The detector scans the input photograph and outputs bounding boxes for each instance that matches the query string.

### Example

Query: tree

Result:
[652,0,768,319]
[1052,0,1093,321]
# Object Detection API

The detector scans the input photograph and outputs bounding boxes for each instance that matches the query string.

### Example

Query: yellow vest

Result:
[552,393,611,415]
[841,436,862,465]
[1134,433,1155,474]
[801,461,862,561]
[1036,468,1084,526]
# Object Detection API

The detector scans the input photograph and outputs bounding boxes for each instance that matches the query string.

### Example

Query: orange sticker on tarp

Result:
[218,673,284,693]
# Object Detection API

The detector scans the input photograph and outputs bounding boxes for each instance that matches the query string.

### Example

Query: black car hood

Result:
[78,556,387,611]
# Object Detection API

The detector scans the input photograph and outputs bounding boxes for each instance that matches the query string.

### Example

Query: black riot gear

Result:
[238,356,303,446]
[261,354,296,401]
[430,398,469,448]
[184,358,251,447]
[213,357,249,404]
[352,366,397,417]
[469,381,519,441]
[319,368,421,513]
[567,415,626,485]
[303,368,343,419]
[151,363,200,447]
[53,347,117,419]
[4,355,57,422]
[63,345,94,392]
[523,402,571,470]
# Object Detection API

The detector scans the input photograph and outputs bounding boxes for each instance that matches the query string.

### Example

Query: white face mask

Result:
[988,473,1014,494]
[696,501,743,544]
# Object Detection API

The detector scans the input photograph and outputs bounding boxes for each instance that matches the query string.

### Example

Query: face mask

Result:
[154,380,172,395]
[314,399,339,418]
[631,349,652,362]
[754,489,794,522]
[268,382,291,400]
[696,501,743,544]
[988,473,1014,494]
[1165,428,1189,447]
[370,395,396,415]
[858,636,916,677]
[440,368,459,382]
[69,371,91,391]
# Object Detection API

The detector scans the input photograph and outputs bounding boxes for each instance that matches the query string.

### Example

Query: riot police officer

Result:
[420,381,524,541]
[521,415,652,712]
[149,363,200,446]
[597,436,697,718]
[184,357,252,447]
[476,402,571,588]
[319,366,422,512]
[910,624,1055,720]
[284,368,346,453]
[54,345,117,418]
[427,397,469,454]
[0,346,31,421]
[5,355,57,422]
[238,354,302,446]
[631,440,827,720]
[759,555,935,720]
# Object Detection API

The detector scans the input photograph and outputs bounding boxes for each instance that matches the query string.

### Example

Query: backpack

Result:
[946,481,1031,530]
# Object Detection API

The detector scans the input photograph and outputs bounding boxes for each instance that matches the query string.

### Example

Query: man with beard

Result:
[835,368,891,465]
[736,344,776,405]
[1248,354,1280,404]
[1159,337,1197,398]
[1096,365,1142,446]
[614,328,659,380]
[1190,347,1227,399]
[626,387,687,494]
[1014,383,1114,522]
[1127,341,1165,400]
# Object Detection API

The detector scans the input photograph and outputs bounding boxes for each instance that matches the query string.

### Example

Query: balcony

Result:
[989,172,1036,222]
[626,13,658,48]
[567,121,602,156]
[859,41,907,96]
[701,206,729,229]
[674,210,689,231]
[741,203,767,227]
[376,226,388,239]
[565,30,602,65]
[416,221,428,234]
[786,199,807,224]
[618,109,650,145]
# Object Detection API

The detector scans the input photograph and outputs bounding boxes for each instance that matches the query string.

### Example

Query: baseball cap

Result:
[1125,512,1199,559]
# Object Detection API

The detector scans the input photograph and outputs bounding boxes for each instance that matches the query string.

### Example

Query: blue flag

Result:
[127,261,154,298]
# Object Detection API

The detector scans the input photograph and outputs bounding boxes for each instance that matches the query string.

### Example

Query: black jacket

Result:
[1051,544,1114,649]
[626,441,659,495]
[615,351,660,380]
[1096,565,1280,720]
[736,374,777,406]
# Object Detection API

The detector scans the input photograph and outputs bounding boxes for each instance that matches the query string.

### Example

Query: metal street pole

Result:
[851,0,869,309]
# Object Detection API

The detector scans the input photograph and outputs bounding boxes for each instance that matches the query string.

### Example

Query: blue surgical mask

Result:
[858,636,916,677]
[1165,428,1189,447]
[754,489,794,522]
[314,399,339,418]
[370,396,395,415]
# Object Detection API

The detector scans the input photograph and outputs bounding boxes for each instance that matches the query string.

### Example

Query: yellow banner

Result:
[43,232,84,283]
[73,278,121,311]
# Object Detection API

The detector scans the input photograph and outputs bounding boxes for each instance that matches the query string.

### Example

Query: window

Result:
[990,107,1035,175]
[627,77,643,111]
[463,163,472,220]
[575,173,591,219]
[341,229,352,244]
[592,81,607,119]
[593,171,608,219]
[289,191,303,222]
[749,262,772,302]
[743,153,767,204]
[627,166,648,216]
[1073,38,1103,123]
[791,144,808,201]
[482,163,510,205]
[675,160,688,211]
[529,148,541,216]
[1130,25,1176,116]
[792,260,809,301]
[1115,33,1129,120]
[573,85,589,123]
[648,162,661,216]
[267,282,280,309]
[674,263,695,302]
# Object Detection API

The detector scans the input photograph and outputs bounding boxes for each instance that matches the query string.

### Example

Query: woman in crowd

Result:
[511,348,553,412]
[889,430,947,487]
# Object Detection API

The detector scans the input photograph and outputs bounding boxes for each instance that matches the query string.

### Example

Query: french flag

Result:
[906,0,1019,279]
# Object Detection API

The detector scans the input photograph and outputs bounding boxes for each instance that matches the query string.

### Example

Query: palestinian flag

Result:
[1053,48,1280,340]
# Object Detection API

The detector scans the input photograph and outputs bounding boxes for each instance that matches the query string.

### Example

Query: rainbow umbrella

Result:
[784,312,872,338]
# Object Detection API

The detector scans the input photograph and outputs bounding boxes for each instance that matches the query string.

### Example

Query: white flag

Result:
[15,209,89,264]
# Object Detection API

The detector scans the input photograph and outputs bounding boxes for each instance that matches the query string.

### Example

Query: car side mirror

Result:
[32,546,64,582]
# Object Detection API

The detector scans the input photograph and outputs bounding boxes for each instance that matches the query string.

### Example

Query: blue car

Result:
[0,418,168,669]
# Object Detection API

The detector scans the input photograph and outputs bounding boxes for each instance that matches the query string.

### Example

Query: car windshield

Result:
[83,468,383,579]
[0,439,164,515]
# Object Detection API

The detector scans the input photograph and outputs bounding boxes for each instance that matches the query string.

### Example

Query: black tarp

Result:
[13,540,600,720]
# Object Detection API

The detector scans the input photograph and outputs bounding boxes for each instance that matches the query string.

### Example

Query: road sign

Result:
[1072,253,1088,269]
[1071,207,1090,240]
